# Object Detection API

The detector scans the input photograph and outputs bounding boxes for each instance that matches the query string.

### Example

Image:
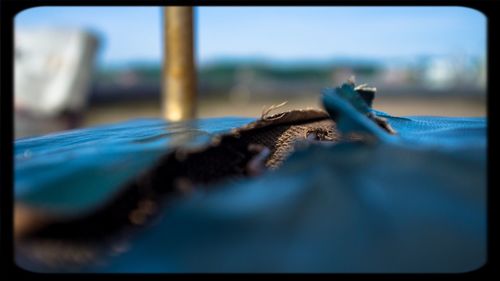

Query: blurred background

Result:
[14,7,487,138]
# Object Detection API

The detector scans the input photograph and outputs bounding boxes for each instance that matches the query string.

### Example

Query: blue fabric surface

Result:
[82,89,486,273]
[14,88,487,272]
[15,117,255,215]
[94,142,485,273]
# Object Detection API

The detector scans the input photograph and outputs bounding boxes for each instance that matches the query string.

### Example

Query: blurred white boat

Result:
[15,27,99,137]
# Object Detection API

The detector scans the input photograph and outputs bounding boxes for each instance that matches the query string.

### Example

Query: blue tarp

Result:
[14,86,487,273]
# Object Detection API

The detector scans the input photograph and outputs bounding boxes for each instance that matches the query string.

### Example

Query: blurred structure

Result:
[14,7,487,128]
[15,28,99,138]
[163,7,196,121]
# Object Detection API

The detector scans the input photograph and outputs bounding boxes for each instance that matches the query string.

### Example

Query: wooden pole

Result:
[163,7,196,121]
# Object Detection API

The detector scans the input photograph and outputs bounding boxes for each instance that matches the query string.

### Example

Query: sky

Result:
[15,6,487,68]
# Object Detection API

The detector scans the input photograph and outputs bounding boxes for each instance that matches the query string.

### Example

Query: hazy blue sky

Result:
[15,6,486,67]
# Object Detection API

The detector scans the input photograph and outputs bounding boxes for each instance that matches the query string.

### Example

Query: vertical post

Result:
[163,6,196,121]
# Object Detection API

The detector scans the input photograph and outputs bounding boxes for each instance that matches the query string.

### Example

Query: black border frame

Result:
[1,0,497,279]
